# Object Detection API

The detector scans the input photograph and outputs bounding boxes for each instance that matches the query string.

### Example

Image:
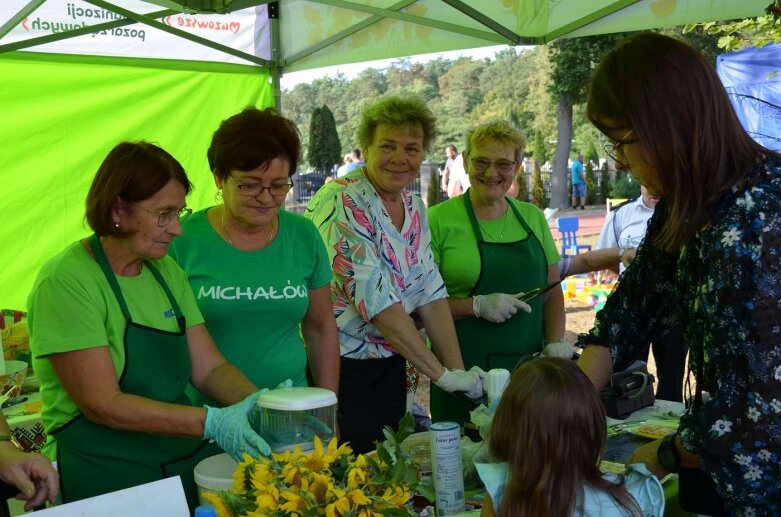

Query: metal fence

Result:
[293,168,422,205]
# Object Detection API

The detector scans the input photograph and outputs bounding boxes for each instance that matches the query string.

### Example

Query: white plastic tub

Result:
[193,453,237,506]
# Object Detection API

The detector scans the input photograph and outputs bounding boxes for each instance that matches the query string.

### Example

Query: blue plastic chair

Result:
[557,216,592,256]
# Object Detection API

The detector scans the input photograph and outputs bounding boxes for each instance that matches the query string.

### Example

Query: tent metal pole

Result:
[0,9,176,54]
[269,1,282,111]
[440,0,527,45]
[0,0,46,41]
[83,0,272,67]
[543,0,642,42]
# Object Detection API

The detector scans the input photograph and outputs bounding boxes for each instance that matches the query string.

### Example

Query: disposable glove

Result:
[204,391,271,461]
[435,368,484,400]
[473,293,531,323]
[541,341,575,359]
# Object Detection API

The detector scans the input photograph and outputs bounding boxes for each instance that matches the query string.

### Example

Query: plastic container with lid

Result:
[255,387,337,453]
[193,453,237,507]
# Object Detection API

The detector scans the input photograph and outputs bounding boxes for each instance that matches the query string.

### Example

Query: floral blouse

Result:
[305,170,447,360]
[578,155,781,514]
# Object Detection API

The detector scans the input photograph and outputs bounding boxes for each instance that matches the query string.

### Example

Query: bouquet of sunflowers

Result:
[205,413,434,516]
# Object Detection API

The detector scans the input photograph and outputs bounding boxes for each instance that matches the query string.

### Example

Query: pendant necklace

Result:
[477,206,510,242]
[221,206,276,250]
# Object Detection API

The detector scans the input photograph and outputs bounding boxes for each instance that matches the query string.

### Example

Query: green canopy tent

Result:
[0,0,767,308]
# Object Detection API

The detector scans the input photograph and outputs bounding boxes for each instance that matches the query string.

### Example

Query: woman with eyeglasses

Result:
[427,120,567,425]
[305,96,483,453]
[28,141,270,509]
[577,33,781,515]
[169,107,339,406]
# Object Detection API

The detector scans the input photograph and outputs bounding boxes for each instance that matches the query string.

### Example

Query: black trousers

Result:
[637,325,688,402]
[338,354,406,454]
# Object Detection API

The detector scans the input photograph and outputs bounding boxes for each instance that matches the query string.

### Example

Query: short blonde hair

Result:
[464,120,526,161]
[356,95,436,153]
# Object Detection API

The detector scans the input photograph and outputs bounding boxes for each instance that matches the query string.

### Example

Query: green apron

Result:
[430,194,548,425]
[52,234,221,509]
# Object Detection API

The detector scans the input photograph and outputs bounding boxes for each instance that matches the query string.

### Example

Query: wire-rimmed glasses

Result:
[469,157,517,174]
[230,176,294,197]
[603,128,635,162]
[129,201,192,227]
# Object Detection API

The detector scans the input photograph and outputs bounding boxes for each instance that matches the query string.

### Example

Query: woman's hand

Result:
[472,293,531,323]
[0,442,59,511]
[204,391,271,460]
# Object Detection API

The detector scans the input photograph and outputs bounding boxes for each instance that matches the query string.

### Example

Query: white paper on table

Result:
[21,476,190,516]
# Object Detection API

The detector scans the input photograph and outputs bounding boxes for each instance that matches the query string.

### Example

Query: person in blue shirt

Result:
[571,153,586,210]
[477,358,664,516]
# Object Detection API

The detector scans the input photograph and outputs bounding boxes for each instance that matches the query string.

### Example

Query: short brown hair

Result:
[207,107,301,179]
[356,95,436,154]
[489,358,640,517]
[85,141,191,236]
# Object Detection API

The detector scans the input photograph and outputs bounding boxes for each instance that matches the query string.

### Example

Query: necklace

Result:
[477,207,510,242]
[221,206,276,250]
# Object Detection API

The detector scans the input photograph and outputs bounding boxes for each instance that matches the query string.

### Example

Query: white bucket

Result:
[193,453,237,506]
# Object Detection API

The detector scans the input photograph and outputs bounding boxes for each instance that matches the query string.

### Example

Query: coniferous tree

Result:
[515,169,529,202]
[585,141,599,165]
[532,163,546,209]
[307,105,341,175]
[600,162,611,202]
[426,168,441,207]
[585,160,597,205]
[532,130,547,165]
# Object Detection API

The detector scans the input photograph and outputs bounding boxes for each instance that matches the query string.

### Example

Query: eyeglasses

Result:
[230,176,294,197]
[129,201,192,227]
[603,129,635,162]
[469,157,517,174]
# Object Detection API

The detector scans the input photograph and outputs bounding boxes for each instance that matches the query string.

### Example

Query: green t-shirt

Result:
[168,208,333,405]
[428,196,560,297]
[28,241,204,457]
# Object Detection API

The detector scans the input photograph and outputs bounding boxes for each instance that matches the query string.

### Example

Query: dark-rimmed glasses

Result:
[230,176,294,197]
[603,129,635,162]
[129,201,192,227]
[469,157,516,174]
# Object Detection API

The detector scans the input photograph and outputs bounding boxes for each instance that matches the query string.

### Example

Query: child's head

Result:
[488,358,636,516]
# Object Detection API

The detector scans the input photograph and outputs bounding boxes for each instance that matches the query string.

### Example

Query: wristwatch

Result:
[657,432,681,473]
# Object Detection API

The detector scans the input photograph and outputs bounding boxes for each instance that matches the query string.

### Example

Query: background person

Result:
[305,95,483,453]
[571,153,587,210]
[428,120,567,425]
[0,413,58,512]
[440,144,458,196]
[344,148,365,174]
[478,358,663,517]
[336,153,353,178]
[28,142,268,508]
[169,108,339,404]
[577,33,781,514]
[446,152,469,198]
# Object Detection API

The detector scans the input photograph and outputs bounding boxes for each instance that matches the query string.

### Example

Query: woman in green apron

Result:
[429,121,569,425]
[28,142,271,509]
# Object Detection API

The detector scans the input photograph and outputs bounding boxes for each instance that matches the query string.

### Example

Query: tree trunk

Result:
[551,95,573,209]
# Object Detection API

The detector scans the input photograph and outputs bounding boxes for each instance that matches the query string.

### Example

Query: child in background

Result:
[477,358,664,516]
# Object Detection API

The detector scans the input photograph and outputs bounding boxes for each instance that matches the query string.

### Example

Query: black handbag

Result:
[600,360,656,419]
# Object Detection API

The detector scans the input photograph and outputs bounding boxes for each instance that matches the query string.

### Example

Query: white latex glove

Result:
[473,293,532,323]
[435,368,484,400]
[541,341,575,359]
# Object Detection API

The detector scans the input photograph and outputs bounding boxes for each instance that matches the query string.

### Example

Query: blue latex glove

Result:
[204,391,270,460]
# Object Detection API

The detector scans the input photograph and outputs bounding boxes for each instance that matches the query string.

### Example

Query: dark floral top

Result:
[579,155,781,515]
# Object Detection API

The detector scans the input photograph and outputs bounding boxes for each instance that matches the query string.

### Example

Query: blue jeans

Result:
[572,183,587,198]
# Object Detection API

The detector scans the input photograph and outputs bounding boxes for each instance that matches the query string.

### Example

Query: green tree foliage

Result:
[532,163,546,209]
[585,141,599,165]
[426,168,441,207]
[611,171,641,198]
[600,162,611,202]
[689,5,781,52]
[532,130,547,164]
[516,169,529,202]
[548,34,624,209]
[585,160,597,204]
[307,105,341,174]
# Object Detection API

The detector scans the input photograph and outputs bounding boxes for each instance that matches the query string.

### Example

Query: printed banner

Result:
[1,0,270,65]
